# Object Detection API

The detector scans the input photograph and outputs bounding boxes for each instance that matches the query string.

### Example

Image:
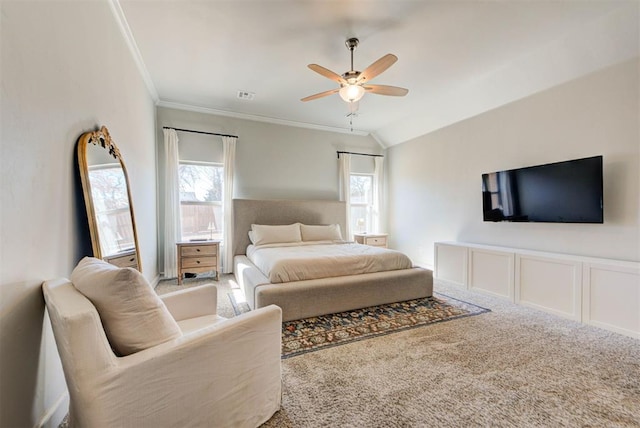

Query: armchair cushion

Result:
[70,257,181,356]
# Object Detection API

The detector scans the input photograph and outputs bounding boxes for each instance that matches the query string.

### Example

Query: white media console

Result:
[434,242,639,339]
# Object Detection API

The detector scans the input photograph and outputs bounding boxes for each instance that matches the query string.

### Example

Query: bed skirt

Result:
[234,255,433,322]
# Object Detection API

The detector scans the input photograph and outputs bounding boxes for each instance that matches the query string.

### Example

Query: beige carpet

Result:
[155,274,640,428]
[59,275,640,427]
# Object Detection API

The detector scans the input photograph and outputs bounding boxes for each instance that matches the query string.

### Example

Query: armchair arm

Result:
[89,305,282,428]
[159,284,217,321]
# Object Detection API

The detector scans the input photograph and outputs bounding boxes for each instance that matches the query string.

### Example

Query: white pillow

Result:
[250,223,302,246]
[71,257,181,356]
[300,224,343,241]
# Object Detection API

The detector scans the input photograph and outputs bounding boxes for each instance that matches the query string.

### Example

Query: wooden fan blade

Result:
[364,84,408,97]
[357,54,398,84]
[301,88,340,102]
[308,64,347,85]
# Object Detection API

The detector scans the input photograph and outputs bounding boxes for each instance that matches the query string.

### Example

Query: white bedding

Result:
[246,241,414,283]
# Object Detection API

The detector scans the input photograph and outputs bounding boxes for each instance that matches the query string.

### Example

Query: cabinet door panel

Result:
[516,255,582,321]
[469,248,514,300]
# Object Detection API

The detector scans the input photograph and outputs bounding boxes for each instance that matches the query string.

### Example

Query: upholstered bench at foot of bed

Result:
[234,255,433,322]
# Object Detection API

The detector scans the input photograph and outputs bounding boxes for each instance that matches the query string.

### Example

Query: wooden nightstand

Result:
[176,241,220,284]
[353,233,388,248]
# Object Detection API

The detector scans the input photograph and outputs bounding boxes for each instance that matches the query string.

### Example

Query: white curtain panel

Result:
[338,153,352,240]
[373,156,384,233]
[163,128,182,278]
[222,136,237,273]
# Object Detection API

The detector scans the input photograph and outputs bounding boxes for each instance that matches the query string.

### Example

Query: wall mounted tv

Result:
[482,155,603,223]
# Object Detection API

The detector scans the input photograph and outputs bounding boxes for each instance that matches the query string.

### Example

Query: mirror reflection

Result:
[78,126,141,271]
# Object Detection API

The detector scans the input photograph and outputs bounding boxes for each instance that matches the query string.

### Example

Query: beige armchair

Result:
[43,278,282,428]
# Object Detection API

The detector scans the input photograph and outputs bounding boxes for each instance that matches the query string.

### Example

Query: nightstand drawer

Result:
[181,256,216,269]
[181,245,217,257]
[353,233,389,248]
[365,236,387,246]
[104,252,138,268]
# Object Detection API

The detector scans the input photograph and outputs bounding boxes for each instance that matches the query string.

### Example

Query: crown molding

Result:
[156,101,371,137]
[108,0,159,103]
[108,0,376,141]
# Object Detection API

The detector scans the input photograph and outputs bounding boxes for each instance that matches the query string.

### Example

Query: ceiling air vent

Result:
[237,90,255,101]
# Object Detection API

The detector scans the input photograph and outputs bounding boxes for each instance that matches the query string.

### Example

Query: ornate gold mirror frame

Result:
[77,126,142,271]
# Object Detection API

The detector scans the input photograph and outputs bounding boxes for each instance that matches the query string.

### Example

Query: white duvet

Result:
[246,241,414,283]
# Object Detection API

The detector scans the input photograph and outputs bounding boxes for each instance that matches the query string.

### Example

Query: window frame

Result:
[349,173,374,234]
[178,160,224,241]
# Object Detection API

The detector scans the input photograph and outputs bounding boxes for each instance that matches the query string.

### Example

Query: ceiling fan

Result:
[301,37,409,104]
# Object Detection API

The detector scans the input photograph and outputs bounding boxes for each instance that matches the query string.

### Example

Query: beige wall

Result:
[387,59,640,268]
[0,1,157,426]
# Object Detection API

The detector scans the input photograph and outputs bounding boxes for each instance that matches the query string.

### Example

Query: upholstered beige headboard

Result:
[232,199,347,255]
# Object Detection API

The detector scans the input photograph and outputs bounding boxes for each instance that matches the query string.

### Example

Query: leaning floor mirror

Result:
[77,126,141,271]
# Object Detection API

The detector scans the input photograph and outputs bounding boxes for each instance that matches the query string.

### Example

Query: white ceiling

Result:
[116,0,639,147]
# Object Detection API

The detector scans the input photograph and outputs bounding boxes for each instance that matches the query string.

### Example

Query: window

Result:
[179,161,223,241]
[350,173,373,234]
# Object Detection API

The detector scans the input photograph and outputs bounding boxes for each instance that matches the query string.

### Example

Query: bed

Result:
[232,199,433,322]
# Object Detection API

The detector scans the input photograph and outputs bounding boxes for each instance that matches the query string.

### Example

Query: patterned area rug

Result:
[273,294,489,358]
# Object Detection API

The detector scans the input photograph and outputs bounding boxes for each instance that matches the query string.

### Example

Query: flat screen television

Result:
[482,156,603,223]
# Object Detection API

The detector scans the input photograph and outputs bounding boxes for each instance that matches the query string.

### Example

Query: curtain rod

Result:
[163,127,238,139]
[337,151,384,159]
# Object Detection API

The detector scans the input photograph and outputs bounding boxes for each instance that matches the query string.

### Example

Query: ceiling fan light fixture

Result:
[339,84,365,103]
[302,38,406,106]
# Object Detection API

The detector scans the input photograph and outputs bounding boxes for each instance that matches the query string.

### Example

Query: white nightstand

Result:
[353,233,388,248]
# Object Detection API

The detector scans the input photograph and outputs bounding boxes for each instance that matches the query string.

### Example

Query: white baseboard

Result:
[150,274,161,288]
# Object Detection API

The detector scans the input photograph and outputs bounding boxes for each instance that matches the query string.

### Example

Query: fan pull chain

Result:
[346,101,358,132]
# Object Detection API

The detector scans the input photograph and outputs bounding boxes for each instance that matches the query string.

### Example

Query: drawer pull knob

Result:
[196,249,200,252]
[129,258,134,262]
[196,261,200,264]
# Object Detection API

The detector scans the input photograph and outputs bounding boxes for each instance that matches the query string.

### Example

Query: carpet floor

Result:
[154,274,640,428]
